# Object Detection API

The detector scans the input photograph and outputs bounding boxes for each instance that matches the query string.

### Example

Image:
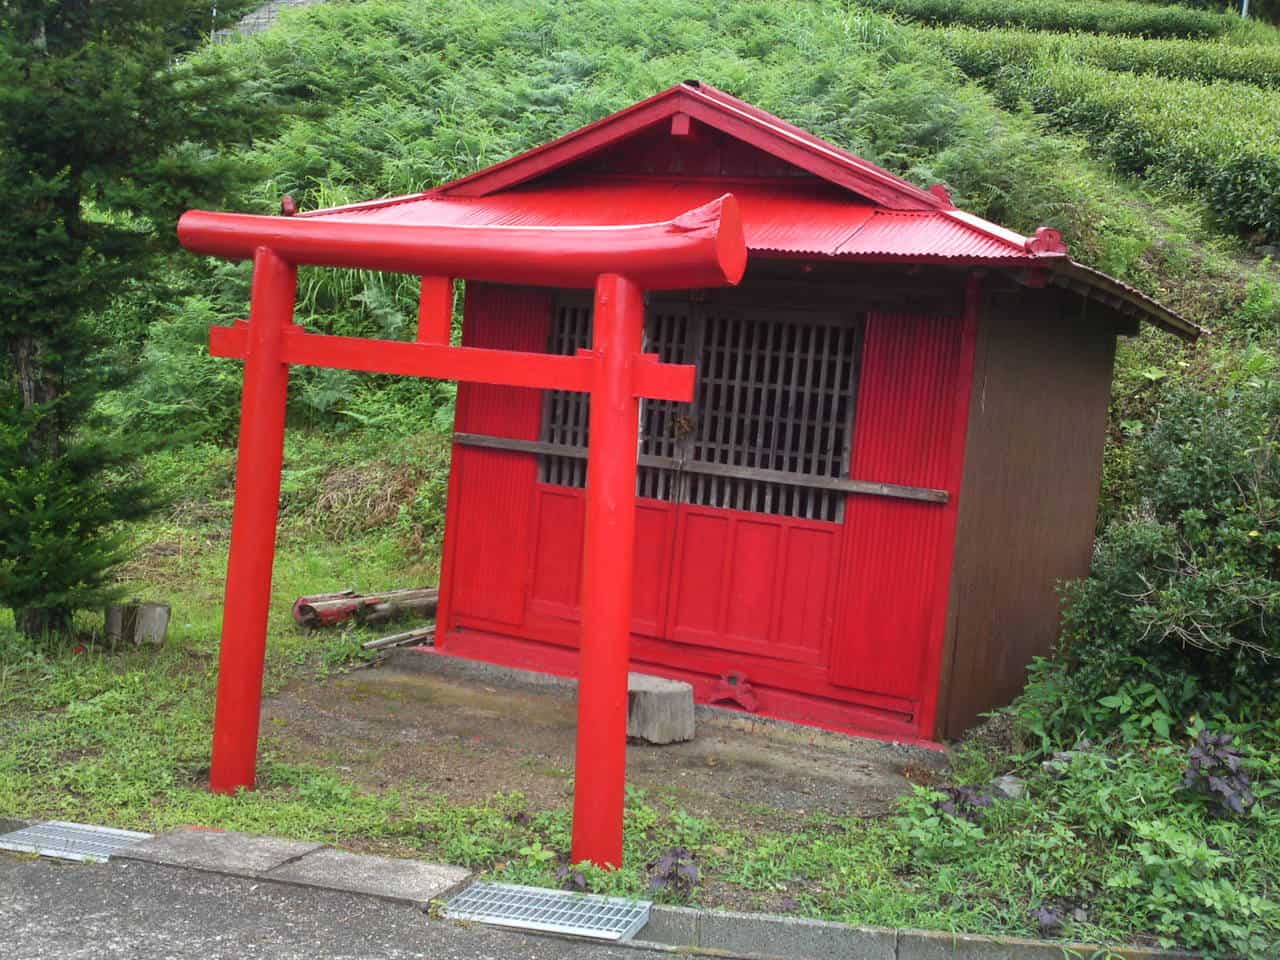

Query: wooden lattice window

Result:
[538,293,862,522]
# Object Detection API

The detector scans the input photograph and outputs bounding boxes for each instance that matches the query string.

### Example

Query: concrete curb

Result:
[112,828,470,906]
[9,820,1194,960]
[630,904,1195,960]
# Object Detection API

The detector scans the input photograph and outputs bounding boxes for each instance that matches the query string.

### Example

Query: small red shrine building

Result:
[307,82,1198,742]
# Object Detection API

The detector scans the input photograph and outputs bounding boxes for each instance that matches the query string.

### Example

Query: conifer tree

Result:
[0,0,257,639]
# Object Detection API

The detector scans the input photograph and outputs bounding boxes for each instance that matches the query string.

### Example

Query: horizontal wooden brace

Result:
[209,324,694,401]
[633,352,696,402]
[454,432,949,504]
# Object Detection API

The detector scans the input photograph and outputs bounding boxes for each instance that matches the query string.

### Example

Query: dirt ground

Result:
[261,648,947,828]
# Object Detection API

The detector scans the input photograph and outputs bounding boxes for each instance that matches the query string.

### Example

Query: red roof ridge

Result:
[680,81,945,211]
[428,81,947,211]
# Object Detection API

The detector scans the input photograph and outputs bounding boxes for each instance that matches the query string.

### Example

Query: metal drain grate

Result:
[445,881,650,941]
[0,821,152,862]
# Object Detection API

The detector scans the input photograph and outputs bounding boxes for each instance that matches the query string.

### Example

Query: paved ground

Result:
[0,853,671,960]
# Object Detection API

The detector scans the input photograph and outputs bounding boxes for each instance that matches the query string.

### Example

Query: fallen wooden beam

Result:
[362,625,436,651]
[293,587,437,628]
[354,590,439,626]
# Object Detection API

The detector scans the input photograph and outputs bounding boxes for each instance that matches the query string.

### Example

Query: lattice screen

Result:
[684,309,859,521]
[540,300,592,488]
[539,295,861,522]
[637,304,694,501]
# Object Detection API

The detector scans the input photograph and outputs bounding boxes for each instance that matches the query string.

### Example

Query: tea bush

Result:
[932,26,1280,88]
[967,58,1280,241]
[863,0,1236,38]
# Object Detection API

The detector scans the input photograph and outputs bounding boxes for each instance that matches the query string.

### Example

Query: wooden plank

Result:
[454,433,948,504]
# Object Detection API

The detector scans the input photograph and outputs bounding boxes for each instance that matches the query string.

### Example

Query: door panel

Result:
[669,511,731,637]
[525,486,674,639]
[668,506,836,665]
[723,520,780,646]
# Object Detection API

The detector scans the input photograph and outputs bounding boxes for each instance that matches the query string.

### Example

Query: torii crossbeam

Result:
[177,194,746,867]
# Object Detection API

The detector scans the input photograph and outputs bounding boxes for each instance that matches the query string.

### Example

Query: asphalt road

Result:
[0,854,672,960]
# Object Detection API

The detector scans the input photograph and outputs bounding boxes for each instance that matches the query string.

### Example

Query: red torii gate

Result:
[177,195,747,867]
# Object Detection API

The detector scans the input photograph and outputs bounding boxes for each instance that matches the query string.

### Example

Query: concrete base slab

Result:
[265,847,470,905]
[113,828,323,876]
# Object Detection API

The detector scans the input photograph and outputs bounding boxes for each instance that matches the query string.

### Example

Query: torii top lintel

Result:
[178,193,746,292]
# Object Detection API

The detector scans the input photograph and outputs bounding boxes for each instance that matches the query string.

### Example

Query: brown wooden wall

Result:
[937,283,1118,739]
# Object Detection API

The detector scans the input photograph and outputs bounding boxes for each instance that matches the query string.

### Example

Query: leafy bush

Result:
[932,26,1280,88]
[1184,729,1256,815]
[863,0,1236,38]
[897,740,1280,955]
[1027,366,1280,748]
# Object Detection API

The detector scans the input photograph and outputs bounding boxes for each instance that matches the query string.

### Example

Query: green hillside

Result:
[4,1,1280,955]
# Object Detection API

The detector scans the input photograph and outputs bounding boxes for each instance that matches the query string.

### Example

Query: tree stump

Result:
[105,602,171,646]
[627,673,695,744]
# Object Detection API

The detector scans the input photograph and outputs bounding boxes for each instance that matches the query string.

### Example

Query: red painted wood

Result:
[914,276,982,739]
[528,488,585,615]
[210,324,694,402]
[526,488,677,639]
[828,312,967,711]
[670,512,729,637]
[430,629,926,743]
[459,603,915,717]
[632,502,674,636]
[446,286,552,626]
[209,249,296,794]
[211,323,594,392]
[723,520,778,648]
[776,526,837,656]
[571,274,646,868]
[434,82,942,212]
[178,194,746,292]
[418,275,453,344]
[667,506,837,666]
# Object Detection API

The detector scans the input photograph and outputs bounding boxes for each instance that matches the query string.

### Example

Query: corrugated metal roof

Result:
[836,210,1033,261]
[298,80,1201,340]
[312,181,1032,262]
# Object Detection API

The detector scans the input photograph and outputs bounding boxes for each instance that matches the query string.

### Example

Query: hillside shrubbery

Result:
[932,26,1280,87]
[864,0,1236,38]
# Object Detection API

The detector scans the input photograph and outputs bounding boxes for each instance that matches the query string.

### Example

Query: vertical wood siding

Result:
[443,284,552,627]
[828,312,970,707]
[939,288,1116,738]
